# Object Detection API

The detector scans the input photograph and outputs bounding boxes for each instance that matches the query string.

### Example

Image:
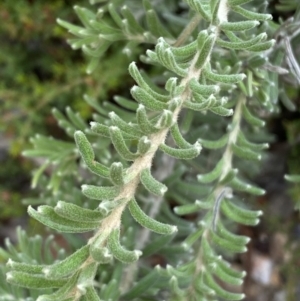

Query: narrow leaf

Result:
[43,245,89,278]
[55,201,104,222]
[159,142,201,160]
[28,206,99,233]
[204,270,245,300]
[129,198,177,235]
[136,105,159,134]
[242,104,265,127]
[198,158,224,183]
[82,184,120,201]
[220,20,259,31]
[107,229,142,263]
[210,231,247,253]
[222,200,262,222]
[6,271,66,289]
[110,126,139,161]
[109,162,125,186]
[204,69,246,84]
[74,131,110,178]
[131,85,168,111]
[140,168,168,196]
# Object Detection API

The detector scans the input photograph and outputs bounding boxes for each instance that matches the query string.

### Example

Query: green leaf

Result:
[216,256,246,279]
[204,270,245,300]
[52,108,76,136]
[246,40,275,52]
[110,126,139,161]
[98,199,126,215]
[165,77,179,94]
[285,174,300,183]
[120,5,144,35]
[107,229,142,263]
[108,3,123,28]
[231,143,262,160]
[210,231,247,253]
[54,201,104,223]
[81,184,120,201]
[128,198,177,235]
[211,0,222,24]
[216,33,267,50]
[109,112,142,138]
[228,0,252,5]
[28,206,99,233]
[220,20,259,31]
[170,124,192,148]
[140,168,168,196]
[216,222,250,246]
[222,200,262,222]
[37,271,79,301]
[137,136,152,155]
[6,271,66,289]
[90,122,111,138]
[231,6,272,21]
[189,78,220,96]
[210,106,234,116]
[203,69,246,84]
[229,177,265,195]
[131,85,168,111]
[155,42,188,77]
[136,105,159,135]
[114,96,139,111]
[198,134,228,149]
[237,132,269,150]
[74,6,96,29]
[182,226,205,249]
[174,199,212,215]
[198,158,224,183]
[56,18,84,36]
[109,162,125,186]
[77,262,98,287]
[86,57,100,74]
[90,246,113,264]
[195,33,216,69]
[66,107,86,131]
[185,0,211,21]
[242,104,265,127]
[247,54,268,68]
[170,40,198,62]
[74,131,110,178]
[129,62,169,102]
[42,245,89,278]
[210,261,244,286]
[184,96,216,111]
[7,260,44,274]
[159,142,201,160]
[146,8,173,38]
[155,110,174,129]
[279,90,296,111]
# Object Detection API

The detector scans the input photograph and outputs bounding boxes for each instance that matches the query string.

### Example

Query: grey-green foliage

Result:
[2,0,300,300]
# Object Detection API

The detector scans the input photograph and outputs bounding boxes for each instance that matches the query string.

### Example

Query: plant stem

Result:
[173,14,202,47]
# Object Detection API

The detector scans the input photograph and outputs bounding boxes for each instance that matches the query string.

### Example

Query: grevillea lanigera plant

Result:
[2,0,300,300]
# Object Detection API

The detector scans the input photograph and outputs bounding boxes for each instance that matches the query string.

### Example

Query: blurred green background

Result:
[0,0,135,228]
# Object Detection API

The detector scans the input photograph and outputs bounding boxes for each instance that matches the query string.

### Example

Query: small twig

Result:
[173,14,202,47]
